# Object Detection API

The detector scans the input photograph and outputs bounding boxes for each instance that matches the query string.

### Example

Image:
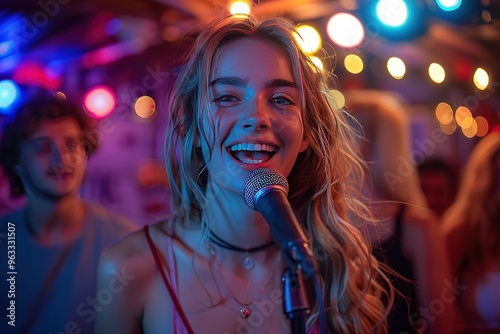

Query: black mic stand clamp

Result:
[282,257,311,334]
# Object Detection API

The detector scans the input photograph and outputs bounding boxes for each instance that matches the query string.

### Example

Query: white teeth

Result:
[229,143,276,152]
[240,158,263,164]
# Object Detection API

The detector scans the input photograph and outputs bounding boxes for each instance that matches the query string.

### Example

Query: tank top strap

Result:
[143,224,195,334]
[165,218,177,292]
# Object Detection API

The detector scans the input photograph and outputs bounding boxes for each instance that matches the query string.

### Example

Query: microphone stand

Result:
[282,256,310,334]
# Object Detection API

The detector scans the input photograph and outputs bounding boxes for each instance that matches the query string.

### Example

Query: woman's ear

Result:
[299,137,309,153]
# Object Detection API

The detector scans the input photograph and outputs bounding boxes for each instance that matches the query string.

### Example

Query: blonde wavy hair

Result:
[164,14,392,333]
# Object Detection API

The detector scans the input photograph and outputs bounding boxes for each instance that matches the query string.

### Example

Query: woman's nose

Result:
[240,101,272,131]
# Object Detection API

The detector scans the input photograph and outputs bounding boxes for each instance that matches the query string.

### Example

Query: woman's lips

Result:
[228,142,277,164]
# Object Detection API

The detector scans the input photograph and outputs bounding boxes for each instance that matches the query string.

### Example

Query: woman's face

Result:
[201,37,309,195]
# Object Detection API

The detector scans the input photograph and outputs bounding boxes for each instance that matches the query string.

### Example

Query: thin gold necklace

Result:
[206,242,282,318]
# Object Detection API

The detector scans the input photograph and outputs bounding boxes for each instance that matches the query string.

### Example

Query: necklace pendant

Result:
[240,307,251,318]
[242,255,254,270]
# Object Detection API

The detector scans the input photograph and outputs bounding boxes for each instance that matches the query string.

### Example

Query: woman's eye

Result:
[271,96,294,106]
[215,95,235,102]
[213,94,240,106]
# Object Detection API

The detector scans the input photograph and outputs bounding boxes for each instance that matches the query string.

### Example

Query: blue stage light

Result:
[0,80,20,113]
[435,0,462,12]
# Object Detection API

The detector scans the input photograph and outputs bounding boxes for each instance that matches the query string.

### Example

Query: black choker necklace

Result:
[207,230,275,270]
[208,230,275,253]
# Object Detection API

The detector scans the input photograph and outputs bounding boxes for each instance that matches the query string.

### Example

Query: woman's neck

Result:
[175,184,277,270]
[202,187,272,246]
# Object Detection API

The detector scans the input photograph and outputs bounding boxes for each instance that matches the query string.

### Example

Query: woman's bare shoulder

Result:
[95,221,174,333]
[98,222,167,279]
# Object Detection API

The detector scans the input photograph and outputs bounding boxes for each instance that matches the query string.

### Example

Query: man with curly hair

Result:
[0,95,136,334]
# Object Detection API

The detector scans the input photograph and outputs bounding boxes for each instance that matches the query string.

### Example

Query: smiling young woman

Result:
[96,14,393,334]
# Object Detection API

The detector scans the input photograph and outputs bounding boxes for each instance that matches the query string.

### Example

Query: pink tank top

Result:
[144,224,321,334]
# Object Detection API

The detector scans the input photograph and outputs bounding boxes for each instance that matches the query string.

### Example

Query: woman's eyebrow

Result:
[209,77,297,89]
[265,78,297,88]
[210,76,246,87]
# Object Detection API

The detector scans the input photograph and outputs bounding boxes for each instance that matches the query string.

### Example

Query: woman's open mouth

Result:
[228,143,276,164]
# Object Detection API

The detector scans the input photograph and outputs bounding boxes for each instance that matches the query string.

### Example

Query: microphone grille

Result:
[243,168,289,210]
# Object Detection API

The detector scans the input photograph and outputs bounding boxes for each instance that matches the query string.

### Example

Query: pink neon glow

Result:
[83,86,116,118]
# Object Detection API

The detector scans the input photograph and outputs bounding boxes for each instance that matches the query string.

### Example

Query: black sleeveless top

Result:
[372,205,420,334]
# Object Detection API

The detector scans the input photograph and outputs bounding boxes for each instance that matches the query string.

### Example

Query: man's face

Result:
[17,117,87,199]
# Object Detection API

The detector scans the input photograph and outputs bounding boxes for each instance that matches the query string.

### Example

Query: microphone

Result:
[243,168,316,276]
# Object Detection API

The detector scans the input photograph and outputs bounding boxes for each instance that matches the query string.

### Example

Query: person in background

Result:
[346,90,455,334]
[441,130,500,333]
[417,158,458,218]
[95,14,393,333]
[0,165,26,216]
[0,95,137,334]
